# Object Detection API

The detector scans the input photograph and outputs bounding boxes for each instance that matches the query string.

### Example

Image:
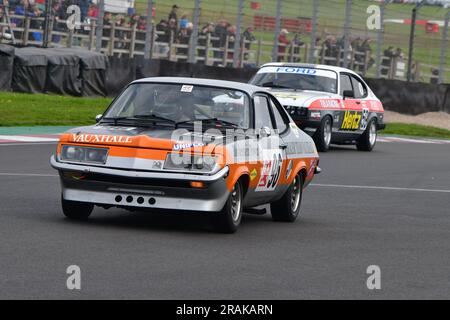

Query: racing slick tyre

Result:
[356,118,377,152]
[61,195,94,220]
[212,181,243,234]
[313,116,332,152]
[270,172,304,222]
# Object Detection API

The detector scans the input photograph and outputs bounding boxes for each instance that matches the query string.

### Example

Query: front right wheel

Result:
[212,181,243,234]
[356,119,377,151]
[270,172,304,222]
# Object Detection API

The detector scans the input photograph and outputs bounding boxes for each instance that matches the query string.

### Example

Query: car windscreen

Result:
[103,83,251,129]
[250,66,338,94]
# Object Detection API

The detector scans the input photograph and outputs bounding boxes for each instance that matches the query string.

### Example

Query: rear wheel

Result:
[357,119,377,151]
[61,195,94,220]
[212,181,243,233]
[314,116,332,152]
[270,172,304,222]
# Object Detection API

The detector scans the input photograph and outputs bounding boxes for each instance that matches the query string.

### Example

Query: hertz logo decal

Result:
[341,111,361,130]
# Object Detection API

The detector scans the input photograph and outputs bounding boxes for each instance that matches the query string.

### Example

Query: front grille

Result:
[62,171,194,189]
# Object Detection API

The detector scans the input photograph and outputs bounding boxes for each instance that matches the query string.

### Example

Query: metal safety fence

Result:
[0,0,449,84]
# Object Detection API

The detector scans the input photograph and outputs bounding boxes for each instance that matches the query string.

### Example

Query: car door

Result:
[339,73,363,132]
[350,75,370,132]
[268,96,292,197]
[249,94,285,204]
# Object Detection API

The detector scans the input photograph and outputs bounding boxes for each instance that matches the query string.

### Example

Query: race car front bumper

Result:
[50,155,231,213]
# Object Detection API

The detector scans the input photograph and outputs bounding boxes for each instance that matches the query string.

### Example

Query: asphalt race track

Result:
[0,140,449,299]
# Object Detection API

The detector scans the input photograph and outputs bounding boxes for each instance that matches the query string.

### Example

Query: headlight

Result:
[164,153,218,173]
[60,145,108,164]
[285,106,308,117]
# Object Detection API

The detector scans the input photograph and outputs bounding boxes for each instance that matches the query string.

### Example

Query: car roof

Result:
[132,77,266,96]
[259,62,360,77]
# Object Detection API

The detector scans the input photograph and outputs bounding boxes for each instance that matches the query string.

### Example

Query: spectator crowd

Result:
[1,0,410,75]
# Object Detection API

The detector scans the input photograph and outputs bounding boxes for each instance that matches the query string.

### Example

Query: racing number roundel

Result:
[256,152,283,192]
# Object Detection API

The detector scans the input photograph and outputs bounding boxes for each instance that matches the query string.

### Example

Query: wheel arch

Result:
[226,165,250,194]
[290,160,308,185]
[237,174,250,197]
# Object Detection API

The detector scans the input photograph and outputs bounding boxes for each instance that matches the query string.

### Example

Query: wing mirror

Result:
[95,114,103,123]
[258,126,272,138]
[343,90,354,99]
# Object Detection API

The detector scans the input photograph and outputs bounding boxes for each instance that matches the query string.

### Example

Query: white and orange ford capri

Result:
[51,78,320,233]
[250,63,385,152]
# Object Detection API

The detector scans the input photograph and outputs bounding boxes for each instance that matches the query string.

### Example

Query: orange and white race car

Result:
[51,78,320,233]
[250,63,385,152]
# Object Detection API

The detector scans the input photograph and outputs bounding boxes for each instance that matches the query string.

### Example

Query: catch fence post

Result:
[343,0,352,68]
[188,0,201,64]
[233,0,244,68]
[205,33,211,65]
[376,1,387,78]
[144,0,154,59]
[109,23,115,56]
[130,24,136,58]
[88,20,96,50]
[223,35,229,66]
[438,11,449,84]
[256,39,262,66]
[308,0,319,63]
[168,30,174,61]
[271,0,282,62]
[95,0,104,52]
[67,29,73,48]
[23,16,30,46]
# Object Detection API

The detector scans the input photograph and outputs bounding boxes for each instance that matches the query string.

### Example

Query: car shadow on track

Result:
[56,208,276,234]
[328,145,359,152]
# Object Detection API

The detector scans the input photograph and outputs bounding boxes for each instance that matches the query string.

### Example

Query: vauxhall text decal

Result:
[72,134,133,144]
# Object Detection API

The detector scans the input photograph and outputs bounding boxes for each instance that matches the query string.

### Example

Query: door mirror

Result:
[343,90,354,99]
[258,126,272,138]
[95,114,103,123]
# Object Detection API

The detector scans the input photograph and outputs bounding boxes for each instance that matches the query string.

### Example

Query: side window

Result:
[350,76,368,99]
[340,74,353,96]
[254,96,274,129]
[269,98,288,133]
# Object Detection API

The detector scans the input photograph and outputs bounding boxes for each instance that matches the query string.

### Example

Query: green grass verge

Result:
[382,123,450,139]
[0,92,112,127]
[1,92,450,140]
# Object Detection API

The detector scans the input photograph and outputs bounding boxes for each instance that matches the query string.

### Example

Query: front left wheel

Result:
[211,181,243,234]
[313,116,332,152]
[270,172,304,222]
[61,195,94,220]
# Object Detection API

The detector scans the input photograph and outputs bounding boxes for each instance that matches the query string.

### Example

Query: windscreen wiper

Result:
[260,82,296,90]
[176,118,239,129]
[133,114,176,125]
[100,117,130,126]
[101,115,176,127]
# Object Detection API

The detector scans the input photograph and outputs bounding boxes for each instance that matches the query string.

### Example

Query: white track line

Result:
[0,135,59,142]
[0,142,58,146]
[0,173,58,177]
[378,137,450,144]
[311,183,450,194]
